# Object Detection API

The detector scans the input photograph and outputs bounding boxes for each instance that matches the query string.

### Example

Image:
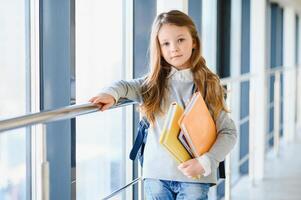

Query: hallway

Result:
[231,131,301,200]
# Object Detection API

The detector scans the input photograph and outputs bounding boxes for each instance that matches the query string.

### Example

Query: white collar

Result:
[168,66,193,82]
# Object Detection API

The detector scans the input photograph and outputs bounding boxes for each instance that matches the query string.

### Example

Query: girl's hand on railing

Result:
[89,93,116,111]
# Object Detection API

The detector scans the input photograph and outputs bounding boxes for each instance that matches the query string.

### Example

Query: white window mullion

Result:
[249,0,267,183]
[283,6,297,142]
[298,15,301,132]
[30,0,45,199]
[202,0,217,73]
[124,0,134,199]
[229,0,242,187]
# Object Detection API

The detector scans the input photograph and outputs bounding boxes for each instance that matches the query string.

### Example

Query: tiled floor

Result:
[231,133,301,200]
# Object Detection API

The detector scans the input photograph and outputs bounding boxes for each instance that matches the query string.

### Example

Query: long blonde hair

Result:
[140,10,228,123]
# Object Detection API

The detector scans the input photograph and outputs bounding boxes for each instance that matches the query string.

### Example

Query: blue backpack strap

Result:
[218,161,225,179]
[129,116,150,161]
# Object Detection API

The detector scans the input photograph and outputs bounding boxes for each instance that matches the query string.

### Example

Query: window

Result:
[0,0,30,199]
[75,1,129,199]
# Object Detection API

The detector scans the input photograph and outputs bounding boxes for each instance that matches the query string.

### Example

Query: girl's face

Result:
[158,24,195,70]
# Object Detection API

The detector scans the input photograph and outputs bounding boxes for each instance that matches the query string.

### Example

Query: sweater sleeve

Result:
[203,111,237,170]
[99,77,146,103]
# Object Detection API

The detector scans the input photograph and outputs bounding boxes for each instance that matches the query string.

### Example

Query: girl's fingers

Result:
[89,96,102,104]
[91,97,106,104]
[181,169,193,178]
[89,96,97,102]
[178,159,202,178]
[93,98,101,104]
[178,160,190,169]
[100,102,114,111]
[178,165,189,175]
[89,94,115,111]
[96,103,104,109]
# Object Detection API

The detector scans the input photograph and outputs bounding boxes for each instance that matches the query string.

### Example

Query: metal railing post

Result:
[225,154,231,200]
[41,124,49,200]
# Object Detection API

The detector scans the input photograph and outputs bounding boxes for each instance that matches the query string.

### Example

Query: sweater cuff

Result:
[196,154,212,177]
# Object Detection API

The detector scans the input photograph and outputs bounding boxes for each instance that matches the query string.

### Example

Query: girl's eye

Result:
[178,38,185,43]
[162,42,169,46]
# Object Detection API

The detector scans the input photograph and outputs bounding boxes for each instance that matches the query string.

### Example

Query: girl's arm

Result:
[99,77,145,103]
[89,77,146,110]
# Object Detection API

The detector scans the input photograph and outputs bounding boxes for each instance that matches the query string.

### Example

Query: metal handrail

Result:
[0,73,255,134]
[266,66,284,75]
[0,98,135,133]
[101,177,141,200]
[221,72,253,85]
[266,65,296,76]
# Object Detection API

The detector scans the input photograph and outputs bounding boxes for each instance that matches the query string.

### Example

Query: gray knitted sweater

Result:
[101,67,237,184]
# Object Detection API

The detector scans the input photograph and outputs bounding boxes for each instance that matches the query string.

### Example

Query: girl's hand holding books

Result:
[178,158,205,179]
[89,93,116,111]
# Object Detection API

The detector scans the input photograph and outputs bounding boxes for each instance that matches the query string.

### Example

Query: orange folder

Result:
[178,92,217,158]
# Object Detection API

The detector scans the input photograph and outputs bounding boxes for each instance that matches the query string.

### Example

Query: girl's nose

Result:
[171,43,179,52]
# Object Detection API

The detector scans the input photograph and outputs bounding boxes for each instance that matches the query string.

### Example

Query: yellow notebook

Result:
[159,102,192,163]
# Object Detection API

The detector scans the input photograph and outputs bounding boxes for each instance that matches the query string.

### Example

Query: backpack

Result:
[129,117,225,179]
[129,116,149,166]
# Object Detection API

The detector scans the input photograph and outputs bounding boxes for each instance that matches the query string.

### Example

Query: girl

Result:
[90,10,237,200]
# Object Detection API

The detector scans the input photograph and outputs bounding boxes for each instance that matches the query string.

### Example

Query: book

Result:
[178,130,194,157]
[159,102,192,163]
[178,92,217,158]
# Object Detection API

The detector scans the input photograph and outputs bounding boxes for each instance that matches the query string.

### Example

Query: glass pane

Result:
[0,0,29,199]
[75,0,125,199]
[0,129,27,200]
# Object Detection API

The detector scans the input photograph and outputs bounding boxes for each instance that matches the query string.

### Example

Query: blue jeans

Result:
[144,179,210,200]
